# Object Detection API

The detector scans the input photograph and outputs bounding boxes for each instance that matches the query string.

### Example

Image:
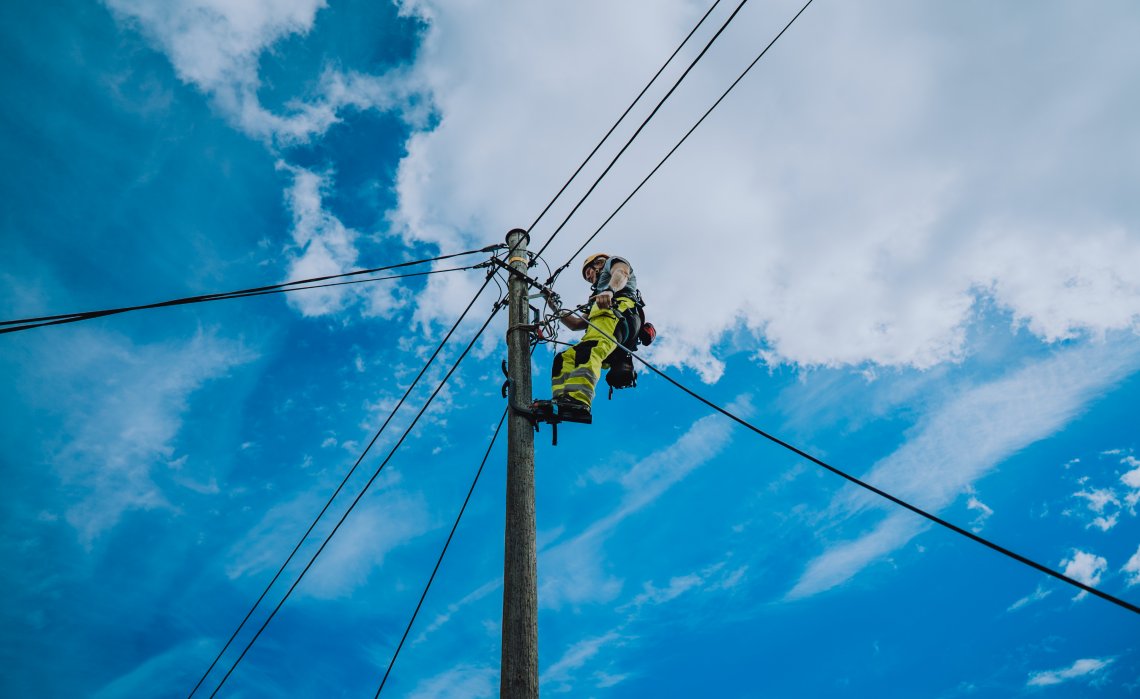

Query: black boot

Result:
[552,397,592,424]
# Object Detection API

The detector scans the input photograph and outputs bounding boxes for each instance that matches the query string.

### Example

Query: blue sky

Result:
[2,1,1139,697]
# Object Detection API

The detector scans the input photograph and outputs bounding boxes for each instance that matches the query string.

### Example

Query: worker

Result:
[545,253,641,422]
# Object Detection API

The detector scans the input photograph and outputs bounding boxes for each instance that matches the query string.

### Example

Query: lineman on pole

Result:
[538,253,652,423]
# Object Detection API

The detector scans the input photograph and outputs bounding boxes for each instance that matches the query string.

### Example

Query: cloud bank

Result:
[388,0,1140,375]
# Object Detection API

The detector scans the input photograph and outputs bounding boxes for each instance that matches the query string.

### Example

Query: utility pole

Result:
[501,227,538,698]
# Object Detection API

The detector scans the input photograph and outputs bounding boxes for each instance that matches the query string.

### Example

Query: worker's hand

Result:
[591,290,614,309]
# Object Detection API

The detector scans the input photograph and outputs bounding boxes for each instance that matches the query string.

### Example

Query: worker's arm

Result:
[559,312,587,331]
[591,259,630,310]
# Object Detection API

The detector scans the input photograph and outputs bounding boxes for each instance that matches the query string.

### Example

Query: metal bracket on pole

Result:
[488,256,562,310]
[501,360,561,446]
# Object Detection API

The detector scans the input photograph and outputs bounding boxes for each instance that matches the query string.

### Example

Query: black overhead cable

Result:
[1,244,502,335]
[549,0,816,284]
[185,269,500,699]
[524,0,724,236]
[652,360,1140,616]
[563,309,1140,617]
[206,298,506,698]
[375,408,508,697]
[531,0,752,261]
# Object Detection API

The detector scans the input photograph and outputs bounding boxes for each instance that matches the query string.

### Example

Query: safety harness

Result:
[600,288,656,399]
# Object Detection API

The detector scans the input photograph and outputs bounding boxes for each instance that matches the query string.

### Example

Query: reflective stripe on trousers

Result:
[551,296,635,408]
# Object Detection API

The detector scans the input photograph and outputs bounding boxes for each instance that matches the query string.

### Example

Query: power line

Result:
[563,308,1140,617]
[649,360,1140,616]
[186,269,500,699]
[375,409,508,697]
[524,0,724,236]
[548,0,816,283]
[206,299,506,697]
[1,245,502,335]
[522,0,1140,620]
[532,0,753,261]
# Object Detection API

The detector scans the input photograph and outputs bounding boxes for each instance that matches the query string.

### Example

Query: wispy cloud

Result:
[788,512,923,600]
[416,578,501,641]
[540,631,624,691]
[966,491,994,532]
[539,403,738,608]
[20,328,256,546]
[1007,584,1052,613]
[225,480,430,600]
[404,664,497,699]
[1027,657,1113,687]
[92,638,214,698]
[789,339,1140,599]
[619,561,746,614]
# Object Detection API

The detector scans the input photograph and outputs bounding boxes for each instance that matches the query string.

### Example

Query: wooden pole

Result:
[501,228,538,698]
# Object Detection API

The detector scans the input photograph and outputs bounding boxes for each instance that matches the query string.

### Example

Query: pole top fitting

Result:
[506,228,530,249]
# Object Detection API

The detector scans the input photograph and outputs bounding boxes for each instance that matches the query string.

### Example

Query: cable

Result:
[1,245,502,335]
[206,299,506,697]
[185,269,499,698]
[375,408,508,697]
[548,0,816,284]
[525,0,1134,618]
[650,361,1140,616]
[532,0,753,261]
[564,307,1140,617]
[524,0,724,236]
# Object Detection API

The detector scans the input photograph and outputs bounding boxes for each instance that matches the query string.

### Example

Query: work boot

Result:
[553,397,592,424]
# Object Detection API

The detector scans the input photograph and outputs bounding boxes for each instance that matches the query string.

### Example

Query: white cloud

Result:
[388,0,1140,375]
[1071,487,1123,531]
[1027,657,1113,688]
[405,664,496,699]
[966,493,993,533]
[1060,550,1108,601]
[1088,514,1119,532]
[104,0,422,144]
[1122,545,1140,587]
[277,162,360,315]
[276,162,406,318]
[789,340,1140,598]
[1121,461,1140,510]
[1073,488,1120,513]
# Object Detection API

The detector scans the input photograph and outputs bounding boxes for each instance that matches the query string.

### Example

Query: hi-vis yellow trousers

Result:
[551,296,636,408]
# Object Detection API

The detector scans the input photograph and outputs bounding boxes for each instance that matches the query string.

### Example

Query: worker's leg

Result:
[551,298,634,409]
